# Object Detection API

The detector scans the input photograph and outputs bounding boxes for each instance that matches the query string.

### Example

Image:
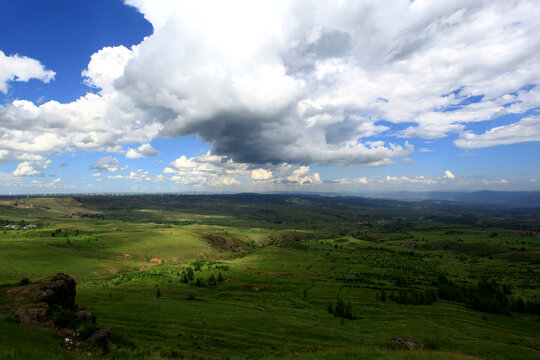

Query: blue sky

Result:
[0,0,539,194]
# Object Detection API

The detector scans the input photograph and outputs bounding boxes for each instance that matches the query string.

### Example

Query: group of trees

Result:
[379,287,437,306]
[327,298,355,320]
[51,228,83,237]
[510,296,540,314]
[376,274,539,315]
[179,266,224,287]
[435,275,511,314]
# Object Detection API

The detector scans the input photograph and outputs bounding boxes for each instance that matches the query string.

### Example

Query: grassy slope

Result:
[0,196,539,359]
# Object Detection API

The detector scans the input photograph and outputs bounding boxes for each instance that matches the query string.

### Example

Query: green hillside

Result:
[0,195,538,359]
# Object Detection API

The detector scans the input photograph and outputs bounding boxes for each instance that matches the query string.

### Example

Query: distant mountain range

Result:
[361,191,540,208]
[2,190,538,209]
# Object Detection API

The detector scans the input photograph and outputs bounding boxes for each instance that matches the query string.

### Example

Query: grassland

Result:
[0,194,539,359]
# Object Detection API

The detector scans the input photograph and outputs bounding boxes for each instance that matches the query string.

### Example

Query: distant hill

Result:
[365,191,540,208]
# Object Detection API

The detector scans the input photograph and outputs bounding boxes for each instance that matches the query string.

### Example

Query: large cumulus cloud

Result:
[1,0,540,174]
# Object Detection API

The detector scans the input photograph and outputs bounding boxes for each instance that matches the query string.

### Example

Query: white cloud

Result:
[12,159,51,176]
[82,46,133,91]
[13,162,40,176]
[164,152,323,187]
[0,50,55,93]
[354,177,369,184]
[482,178,509,185]
[211,177,241,187]
[29,177,62,188]
[251,168,273,181]
[125,169,147,182]
[107,174,125,179]
[121,169,163,183]
[326,178,349,185]
[90,156,127,173]
[384,175,437,185]
[286,166,321,185]
[0,149,9,161]
[443,170,455,179]
[166,152,249,186]
[455,114,540,148]
[126,143,160,159]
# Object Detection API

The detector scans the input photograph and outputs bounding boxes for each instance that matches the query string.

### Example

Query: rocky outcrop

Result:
[1,273,109,355]
[3,273,77,326]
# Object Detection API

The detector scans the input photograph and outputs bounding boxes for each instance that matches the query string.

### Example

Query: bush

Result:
[19,277,30,286]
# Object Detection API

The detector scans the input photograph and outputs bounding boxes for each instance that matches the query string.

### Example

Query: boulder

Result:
[89,327,111,355]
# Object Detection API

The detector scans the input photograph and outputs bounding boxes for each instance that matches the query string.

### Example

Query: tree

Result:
[187,267,194,281]
[208,273,217,286]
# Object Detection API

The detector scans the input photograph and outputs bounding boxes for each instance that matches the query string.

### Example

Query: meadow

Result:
[0,194,539,359]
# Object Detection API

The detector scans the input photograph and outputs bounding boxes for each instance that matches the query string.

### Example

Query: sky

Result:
[0,0,539,194]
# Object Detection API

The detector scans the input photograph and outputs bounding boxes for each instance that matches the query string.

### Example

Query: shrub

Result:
[19,277,30,286]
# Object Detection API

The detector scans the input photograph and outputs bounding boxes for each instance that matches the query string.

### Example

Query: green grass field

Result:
[0,195,539,359]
